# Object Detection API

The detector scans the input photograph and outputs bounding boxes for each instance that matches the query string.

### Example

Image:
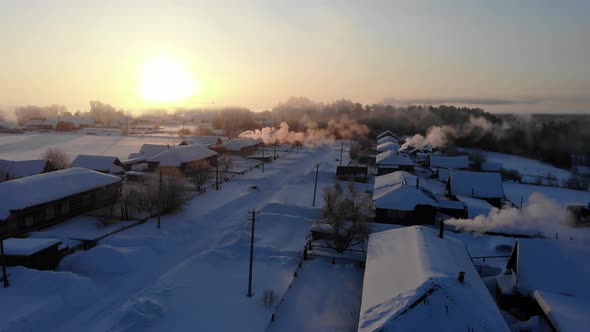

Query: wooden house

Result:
[0,168,122,238]
[180,136,223,147]
[71,155,126,175]
[373,171,438,225]
[375,150,414,175]
[210,138,262,156]
[146,144,218,176]
[359,226,509,332]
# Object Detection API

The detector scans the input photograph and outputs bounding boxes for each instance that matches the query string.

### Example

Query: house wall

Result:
[374,205,437,225]
[5,243,61,270]
[0,183,121,238]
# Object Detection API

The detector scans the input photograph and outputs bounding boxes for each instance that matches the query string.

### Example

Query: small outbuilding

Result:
[147,144,218,176]
[2,238,62,270]
[446,170,504,207]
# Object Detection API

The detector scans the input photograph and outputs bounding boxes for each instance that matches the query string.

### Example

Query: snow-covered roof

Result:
[187,136,223,146]
[3,238,61,255]
[216,138,261,151]
[374,172,438,210]
[71,155,124,174]
[147,144,217,167]
[376,130,397,140]
[510,238,590,298]
[376,142,399,153]
[139,144,169,158]
[377,135,397,145]
[359,226,509,332]
[0,159,50,180]
[0,168,121,220]
[429,155,470,169]
[449,170,504,199]
[374,184,439,211]
[456,195,494,218]
[534,290,590,332]
[376,150,414,167]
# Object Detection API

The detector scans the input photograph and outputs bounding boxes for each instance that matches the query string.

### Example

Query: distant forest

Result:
[2,97,589,169]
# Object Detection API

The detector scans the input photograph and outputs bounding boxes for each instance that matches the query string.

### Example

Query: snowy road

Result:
[1,145,342,332]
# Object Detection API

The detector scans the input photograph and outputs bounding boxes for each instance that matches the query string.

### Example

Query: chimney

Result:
[458,272,465,284]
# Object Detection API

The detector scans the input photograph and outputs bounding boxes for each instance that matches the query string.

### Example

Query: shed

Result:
[358,226,509,332]
[2,238,62,270]
[71,155,126,174]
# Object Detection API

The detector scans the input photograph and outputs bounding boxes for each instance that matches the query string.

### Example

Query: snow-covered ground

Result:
[504,181,590,208]
[0,143,348,332]
[459,148,572,181]
[0,133,183,161]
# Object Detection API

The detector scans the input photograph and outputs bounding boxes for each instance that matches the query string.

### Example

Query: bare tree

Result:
[218,154,234,179]
[41,147,71,170]
[318,182,372,253]
[187,166,212,191]
[134,172,190,216]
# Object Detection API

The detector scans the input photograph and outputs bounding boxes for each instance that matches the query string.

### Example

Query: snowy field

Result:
[459,148,572,181]
[0,133,183,161]
[0,143,365,332]
[504,181,590,208]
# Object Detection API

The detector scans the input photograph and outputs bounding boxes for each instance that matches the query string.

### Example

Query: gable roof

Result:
[0,167,121,220]
[216,137,261,151]
[429,155,470,169]
[187,136,223,146]
[374,184,439,210]
[376,130,397,140]
[0,159,51,180]
[376,141,399,153]
[71,155,124,174]
[534,290,590,332]
[448,170,504,199]
[376,150,414,167]
[147,144,218,167]
[509,238,590,298]
[139,144,169,158]
[359,226,509,332]
[377,135,397,145]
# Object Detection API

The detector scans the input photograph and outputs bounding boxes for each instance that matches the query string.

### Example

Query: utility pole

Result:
[1,239,8,287]
[312,163,320,207]
[247,209,257,297]
[216,162,220,190]
[340,141,344,167]
[262,145,265,173]
[157,171,162,229]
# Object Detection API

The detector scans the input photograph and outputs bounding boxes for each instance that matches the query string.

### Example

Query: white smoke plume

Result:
[239,115,369,145]
[446,193,582,239]
[401,125,457,150]
[401,115,510,150]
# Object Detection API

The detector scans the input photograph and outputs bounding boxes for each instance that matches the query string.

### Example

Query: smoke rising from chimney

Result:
[239,115,369,145]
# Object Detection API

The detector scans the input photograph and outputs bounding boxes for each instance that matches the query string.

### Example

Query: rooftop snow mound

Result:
[71,155,124,174]
[429,155,470,169]
[358,226,509,332]
[139,144,169,158]
[147,144,217,167]
[448,170,504,199]
[0,159,50,179]
[376,150,413,166]
[0,167,121,220]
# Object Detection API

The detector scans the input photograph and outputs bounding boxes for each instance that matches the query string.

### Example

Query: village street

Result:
[11,145,339,332]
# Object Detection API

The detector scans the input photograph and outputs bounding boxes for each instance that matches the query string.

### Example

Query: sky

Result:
[0,0,589,113]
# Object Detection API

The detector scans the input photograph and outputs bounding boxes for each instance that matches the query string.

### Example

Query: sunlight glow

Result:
[141,55,198,103]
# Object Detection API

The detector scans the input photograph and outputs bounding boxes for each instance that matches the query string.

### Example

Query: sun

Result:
[140,55,198,103]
